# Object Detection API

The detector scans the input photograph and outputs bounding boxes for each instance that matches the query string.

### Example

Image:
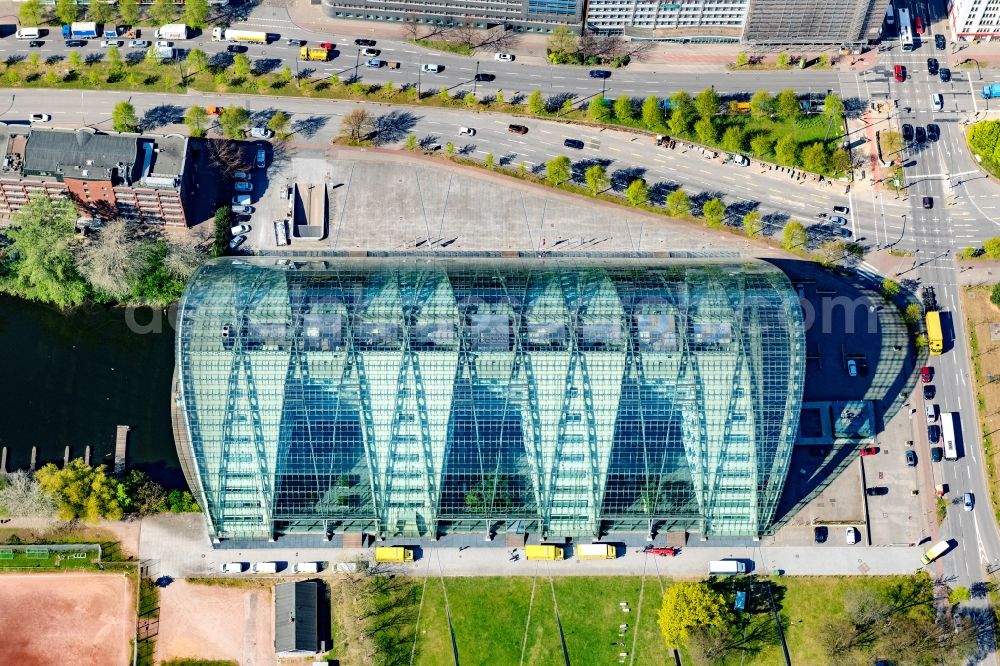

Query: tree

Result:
[0,471,54,518]
[776,52,790,68]
[527,89,544,115]
[641,95,664,129]
[694,87,720,119]
[219,106,250,139]
[185,48,208,76]
[267,111,291,139]
[184,105,208,138]
[626,178,649,206]
[545,155,571,185]
[904,302,923,325]
[150,0,176,25]
[112,101,139,133]
[76,219,147,299]
[666,188,691,217]
[614,96,634,123]
[722,126,745,152]
[339,108,374,143]
[231,53,251,80]
[824,92,845,120]
[830,148,851,175]
[119,470,168,516]
[547,24,577,54]
[184,0,209,29]
[776,88,801,120]
[445,142,454,154]
[18,0,45,27]
[668,104,691,136]
[984,236,1000,258]
[743,210,763,237]
[67,50,82,69]
[735,51,749,68]
[658,581,732,647]
[118,0,140,25]
[54,0,77,25]
[775,134,798,164]
[88,0,113,23]
[703,198,726,228]
[695,117,716,144]
[36,459,123,522]
[1,194,88,307]
[484,153,494,168]
[818,617,864,658]
[881,130,904,156]
[782,220,808,250]
[801,142,828,172]
[588,96,610,122]
[749,90,772,118]
[106,45,122,69]
[881,278,901,298]
[750,133,774,157]
[585,164,609,195]
[949,586,971,605]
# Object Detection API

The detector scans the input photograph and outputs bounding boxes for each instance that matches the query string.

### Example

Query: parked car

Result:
[29,113,51,122]
[833,205,849,214]
[230,224,251,236]
[915,16,924,34]
[894,64,906,82]
[931,446,943,462]
[731,154,750,166]
[866,487,889,496]
[458,127,476,136]
[563,138,585,149]
[940,68,951,82]
[354,38,376,47]
[156,40,172,47]
[256,144,267,168]
[926,404,937,424]
[229,235,246,250]
[932,93,944,111]
[129,39,150,48]
[923,384,936,399]
[28,40,42,48]
[507,124,528,134]
[101,39,122,47]
[233,170,251,181]
[361,47,380,57]
[232,194,251,205]
[935,34,947,49]
[814,526,828,543]
[421,63,442,73]
[235,181,253,193]
[923,196,934,209]
[249,127,273,139]
[365,59,383,68]
[928,425,940,443]
[830,215,848,225]
[902,123,914,142]
[847,359,858,377]
[287,38,305,46]
[927,57,939,75]
[318,42,334,50]
[927,124,940,142]
[915,126,926,143]
[231,204,254,214]
[474,72,495,82]
[905,450,918,466]
[860,446,878,456]
[589,69,611,79]
[921,366,934,383]
[846,527,858,544]
[964,493,975,511]
[65,39,86,47]
[833,226,852,237]
[220,562,245,573]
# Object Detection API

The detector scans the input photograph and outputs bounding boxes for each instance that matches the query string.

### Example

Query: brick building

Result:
[0,124,193,227]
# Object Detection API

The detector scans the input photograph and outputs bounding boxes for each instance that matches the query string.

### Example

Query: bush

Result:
[881,278,901,299]
[212,207,233,258]
[992,283,1000,307]
[983,236,1000,258]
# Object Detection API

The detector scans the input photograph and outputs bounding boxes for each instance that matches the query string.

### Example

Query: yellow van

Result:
[374,546,414,563]
[576,543,616,560]
[525,544,564,561]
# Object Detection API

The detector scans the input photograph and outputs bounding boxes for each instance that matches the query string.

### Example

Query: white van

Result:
[421,63,442,73]
[931,93,944,112]
[250,561,278,573]
[16,28,40,40]
[292,562,320,574]
[220,561,245,573]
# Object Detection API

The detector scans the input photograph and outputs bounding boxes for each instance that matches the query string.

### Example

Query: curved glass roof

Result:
[174,256,805,541]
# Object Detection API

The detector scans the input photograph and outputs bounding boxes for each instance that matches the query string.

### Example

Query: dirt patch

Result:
[0,573,133,666]
[961,287,1000,524]
[156,579,274,665]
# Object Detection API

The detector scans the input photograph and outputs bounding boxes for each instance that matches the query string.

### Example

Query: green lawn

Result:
[0,549,98,570]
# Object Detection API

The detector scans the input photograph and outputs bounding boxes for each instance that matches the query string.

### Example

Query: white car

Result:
[932,93,944,111]
[230,224,251,236]
[847,359,858,377]
[156,40,172,47]
[229,235,246,250]
[829,215,848,225]
[361,47,380,57]
[129,39,149,48]
[256,146,267,169]
[29,113,51,122]
[731,155,750,166]
[232,194,252,206]
[846,527,858,544]
[421,63,441,73]
[231,204,254,214]
[249,126,273,139]
[219,562,245,573]
[458,127,476,136]
[101,39,122,48]
[494,53,514,62]
[233,170,251,181]
[964,493,975,511]
[234,181,253,193]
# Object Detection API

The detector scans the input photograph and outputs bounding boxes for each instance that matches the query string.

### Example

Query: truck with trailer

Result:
[709,560,747,574]
[212,27,268,44]
[982,83,1000,99]
[525,544,565,561]
[926,311,943,355]
[576,543,617,560]
[374,546,414,563]
[62,22,99,39]
[300,46,330,61]
[155,23,189,40]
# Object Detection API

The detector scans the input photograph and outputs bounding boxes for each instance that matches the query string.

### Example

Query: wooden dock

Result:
[114,426,129,475]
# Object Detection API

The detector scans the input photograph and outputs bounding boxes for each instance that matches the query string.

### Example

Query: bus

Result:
[941,411,958,460]
[920,539,952,565]
[926,311,943,355]
[898,7,914,51]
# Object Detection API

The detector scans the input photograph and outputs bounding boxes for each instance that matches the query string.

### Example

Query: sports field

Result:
[0,573,133,666]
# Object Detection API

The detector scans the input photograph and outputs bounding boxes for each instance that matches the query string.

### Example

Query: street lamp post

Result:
[417,66,421,99]
[473,60,479,97]
[354,47,361,80]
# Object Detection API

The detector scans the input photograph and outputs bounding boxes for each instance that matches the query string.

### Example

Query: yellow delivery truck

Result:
[525,544,565,561]
[576,543,617,560]
[375,546,414,563]
[300,46,330,61]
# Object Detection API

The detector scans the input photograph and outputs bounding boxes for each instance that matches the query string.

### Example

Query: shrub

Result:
[782,220,807,251]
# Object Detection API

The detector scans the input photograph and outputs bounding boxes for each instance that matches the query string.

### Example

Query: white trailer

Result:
[708,560,747,574]
[155,23,189,40]
[212,27,268,43]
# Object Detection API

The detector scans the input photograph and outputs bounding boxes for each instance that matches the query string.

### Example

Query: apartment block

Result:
[742,0,890,45]
[320,0,584,33]
[949,0,1000,40]
[584,0,745,41]
[0,125,192,227]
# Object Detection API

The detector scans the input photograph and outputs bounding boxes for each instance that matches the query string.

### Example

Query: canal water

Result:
[0,295,182,486]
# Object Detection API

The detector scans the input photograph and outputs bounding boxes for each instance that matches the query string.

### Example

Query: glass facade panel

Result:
[175,256,805,542]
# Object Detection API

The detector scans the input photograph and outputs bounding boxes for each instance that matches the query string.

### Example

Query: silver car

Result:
[129,39,149,48]
[829,215,848,225]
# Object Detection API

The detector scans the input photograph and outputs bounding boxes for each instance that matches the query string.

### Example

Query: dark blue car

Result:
[588,69,611,79]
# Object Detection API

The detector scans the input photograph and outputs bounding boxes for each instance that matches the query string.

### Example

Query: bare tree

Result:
[578,32,624,60]
[206,138,250,175]
[76,218,148,299]
[620,39,656,62]
[403,14,443,40]
[164,234,207,280]
[0,471,55,518]
[339,108,375,143]
[449,22,479,49]
[476,26,521,53]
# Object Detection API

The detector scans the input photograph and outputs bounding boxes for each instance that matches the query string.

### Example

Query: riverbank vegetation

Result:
[0,194,205,308]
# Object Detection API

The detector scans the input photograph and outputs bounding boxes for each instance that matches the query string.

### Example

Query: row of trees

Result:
[0,194,203,308]
[19,0,211,31]
[545,25,654,67]
[4,460,199,523]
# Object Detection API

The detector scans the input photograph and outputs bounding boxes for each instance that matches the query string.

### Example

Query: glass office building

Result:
[174,256,805,543]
